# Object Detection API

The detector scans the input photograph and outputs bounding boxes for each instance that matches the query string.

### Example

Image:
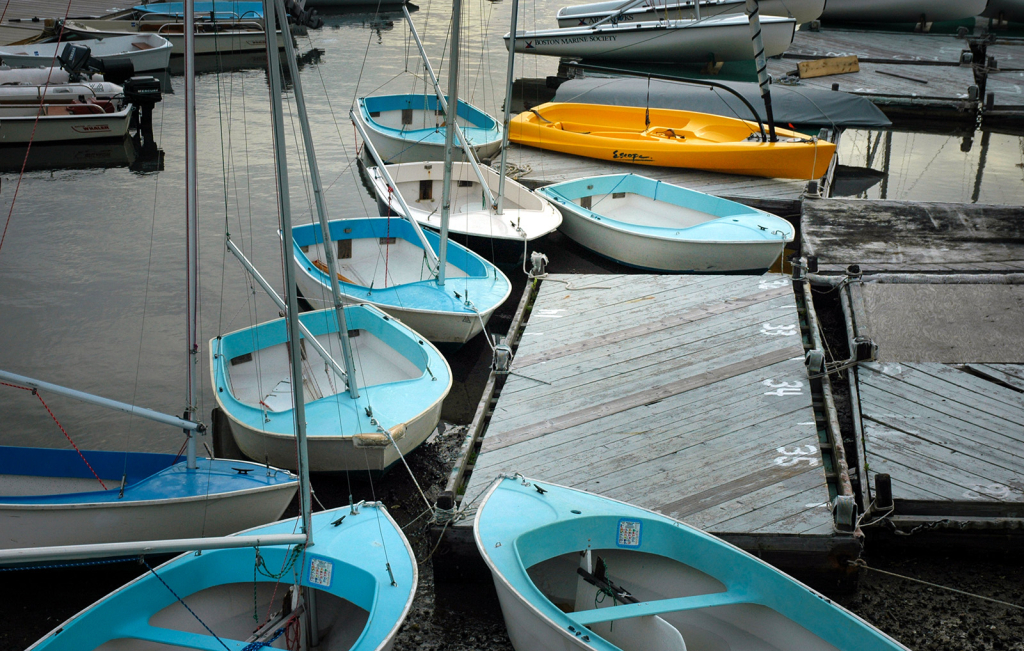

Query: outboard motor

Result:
[58,42,135,84]
[123,76,163,162]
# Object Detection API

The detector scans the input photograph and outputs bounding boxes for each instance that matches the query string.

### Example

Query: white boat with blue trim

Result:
[25,501,416,651]
[292,217,512,344]
[0,34,173,71]
[355,94,503,164]
[211,305,452,472]
[475,476,910,651]
[0,444,297,552]
[536,174,793,272]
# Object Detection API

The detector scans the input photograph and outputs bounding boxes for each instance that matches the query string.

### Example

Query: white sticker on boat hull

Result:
[309,557,334,588]
[617,519,642,548]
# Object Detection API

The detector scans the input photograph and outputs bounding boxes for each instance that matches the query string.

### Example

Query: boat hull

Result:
[356,94,503,164]
[820,0,988,23]
[211,305,453,473]
[61,19,286,54]
[368,161,562,243]
[556,0,824,28]
[26,505,416,651]
[475,477,910,651]
[511,102,835,180]
[0,481,296,551]
[507,15,796,63]
[0,34,172,71]
[0,106,132,143]
[551,206,786,273]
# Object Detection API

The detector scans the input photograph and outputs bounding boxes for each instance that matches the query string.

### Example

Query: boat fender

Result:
[354,433,390,447]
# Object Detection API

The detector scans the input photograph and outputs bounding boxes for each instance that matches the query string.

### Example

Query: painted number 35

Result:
[775,444,819,467]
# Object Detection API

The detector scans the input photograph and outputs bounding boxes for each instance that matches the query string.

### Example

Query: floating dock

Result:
[802,198,1024,545]
[441,273,861,583]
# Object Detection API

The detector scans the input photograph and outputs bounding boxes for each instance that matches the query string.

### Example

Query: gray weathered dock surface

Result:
[801,198,1024,273]
[453,274,850,561]
[838,277,1024,531]
[497,144,808,212]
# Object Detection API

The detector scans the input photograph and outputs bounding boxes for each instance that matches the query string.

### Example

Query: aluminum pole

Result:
[437,0,461,287]
[496,0,519,215]
[0,370,202,432]
[184,0,199,470]
[263,0,313,546]
[274,0,359,399]
[0,533,307,565]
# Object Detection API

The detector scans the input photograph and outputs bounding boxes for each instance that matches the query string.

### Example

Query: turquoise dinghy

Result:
[0,446,296,553]
[292,217,511,344]
[134,2,264,18]
[537,174,794,273]
[355,94,503,164]
[211,305,452,472]
[27,503,416,650]
[475,476,909,651]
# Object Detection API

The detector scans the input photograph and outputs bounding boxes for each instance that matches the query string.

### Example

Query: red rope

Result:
[0,0,76,257]
[1,381,107,489]
[0,1,12,25]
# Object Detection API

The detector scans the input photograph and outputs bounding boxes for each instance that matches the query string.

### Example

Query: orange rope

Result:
[1,381,108,489]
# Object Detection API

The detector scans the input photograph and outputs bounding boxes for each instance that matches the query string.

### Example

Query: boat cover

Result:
[553,76,891,129]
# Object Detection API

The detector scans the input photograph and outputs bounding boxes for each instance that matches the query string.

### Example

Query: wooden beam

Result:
[798,55,860,79]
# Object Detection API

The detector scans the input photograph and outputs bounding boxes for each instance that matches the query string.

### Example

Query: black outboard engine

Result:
[123,76,163,161]
[58,42,136,84]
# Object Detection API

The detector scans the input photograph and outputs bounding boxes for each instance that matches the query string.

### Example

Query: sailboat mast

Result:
[262,0,314,544]
[745,0,777,142]
[437,0,462,287]
[273,0,359,399]
[184,0,198,471]
[496,0,519,215]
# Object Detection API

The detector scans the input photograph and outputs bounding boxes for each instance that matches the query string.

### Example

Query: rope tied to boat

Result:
[1,381,107,489]
[848,558,1024,611]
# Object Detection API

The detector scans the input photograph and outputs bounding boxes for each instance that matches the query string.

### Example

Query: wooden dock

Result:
[801,197,1024,542]
[444,273,860,580]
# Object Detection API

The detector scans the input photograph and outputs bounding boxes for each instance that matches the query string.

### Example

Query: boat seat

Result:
[568,590,750,626]
[312,258,357,285]
[120,621,251,651]
[132,41,156,50]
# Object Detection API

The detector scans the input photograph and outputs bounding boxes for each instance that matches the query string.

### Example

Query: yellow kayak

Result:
[509,102,836,180]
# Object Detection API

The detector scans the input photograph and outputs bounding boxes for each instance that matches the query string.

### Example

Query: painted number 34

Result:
[763,379,804,396]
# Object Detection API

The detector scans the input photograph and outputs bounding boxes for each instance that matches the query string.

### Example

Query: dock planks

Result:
[801,198,1024,273]
[455,274,842,553]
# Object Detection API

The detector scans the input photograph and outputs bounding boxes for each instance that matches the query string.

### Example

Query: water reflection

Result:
[836,127,1024,203]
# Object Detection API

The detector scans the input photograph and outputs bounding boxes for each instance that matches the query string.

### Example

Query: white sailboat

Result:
[15,4,418,649]
[555,0,824,27]
[362,2,561,260]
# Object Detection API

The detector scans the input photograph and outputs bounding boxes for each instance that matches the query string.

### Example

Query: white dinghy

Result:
[476,476,911,651]
[556,0,824,27]
[536,173,793,272]
[367,161,562,257]
[59,17,285,55]
[0,34,172,71]
[506,14,796,63]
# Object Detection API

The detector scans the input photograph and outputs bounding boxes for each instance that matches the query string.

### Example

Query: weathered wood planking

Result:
[457,274,836,543]
[783,29,970,64]
[855,284,1024,363]
[496,144,807,210]
[801,198,1024,272]
[856,362,1024,509]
